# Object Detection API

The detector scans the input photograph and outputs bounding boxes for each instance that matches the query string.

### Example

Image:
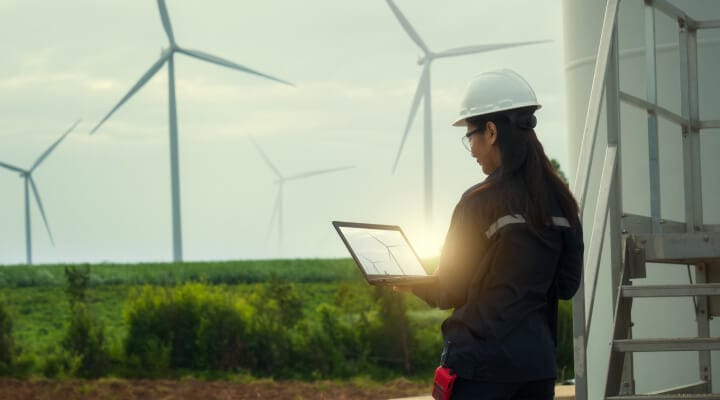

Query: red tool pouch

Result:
[432,366,456,400]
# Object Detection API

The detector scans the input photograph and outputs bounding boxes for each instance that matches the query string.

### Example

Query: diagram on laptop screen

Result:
[339,226,427,276]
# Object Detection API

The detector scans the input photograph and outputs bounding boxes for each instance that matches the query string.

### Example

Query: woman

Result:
[397,69,584,400]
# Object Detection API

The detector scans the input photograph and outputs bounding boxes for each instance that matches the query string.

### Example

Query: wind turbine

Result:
[249,136,354,254]
[90,0,293,262]
[361,254,383,275]
[386,0,550,223]
[0,120,80,265]
[369,232,405,274]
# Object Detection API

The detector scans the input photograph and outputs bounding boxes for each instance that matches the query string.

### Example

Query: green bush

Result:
[123,284,249,372]
[243,279,304,375]
[0,298,15,375]
[288,302,374,379]
[557,299,574,380]
[60,266,109,378]
[61,303,109,378]
[369,287,411,373]
[197,297,249,370]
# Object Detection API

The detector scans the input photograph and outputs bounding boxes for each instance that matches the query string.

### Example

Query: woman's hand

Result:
[393,285,413,293]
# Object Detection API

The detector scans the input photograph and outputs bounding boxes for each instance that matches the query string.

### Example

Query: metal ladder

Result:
[571,1,720,399]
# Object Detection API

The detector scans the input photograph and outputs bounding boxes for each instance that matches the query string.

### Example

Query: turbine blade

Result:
[178,48,294,87]
[282,166,354,182]
[90,54,169,134]
[30,119,81,172]
[248,135,283,179]
[29,177,54,246]
[369,232,389,247]
[0,161,25,174]
[392,65,428,173]
[435,40,551,59]
[385,0,429,53]
[156,0,176,46]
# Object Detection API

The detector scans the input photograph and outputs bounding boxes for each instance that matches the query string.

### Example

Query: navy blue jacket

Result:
[412,177,583,382]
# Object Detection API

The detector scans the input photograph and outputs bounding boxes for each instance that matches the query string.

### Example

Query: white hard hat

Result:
[452,69,542,127]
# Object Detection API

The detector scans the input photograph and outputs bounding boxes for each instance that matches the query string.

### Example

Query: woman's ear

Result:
[486,121,498,145]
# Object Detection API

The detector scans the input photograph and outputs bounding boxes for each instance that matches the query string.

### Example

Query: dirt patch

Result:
[0,377,431,400]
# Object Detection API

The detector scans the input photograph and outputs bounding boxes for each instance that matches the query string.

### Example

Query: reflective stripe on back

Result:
[485,214,571,238]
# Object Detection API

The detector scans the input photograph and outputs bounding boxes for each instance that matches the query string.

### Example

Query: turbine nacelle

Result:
[416,52,435,65]
[160,46,177,57]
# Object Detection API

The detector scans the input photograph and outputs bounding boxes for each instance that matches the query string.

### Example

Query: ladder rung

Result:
[622,284,720,297]
[614,338,720,352]
[608,394,720,400]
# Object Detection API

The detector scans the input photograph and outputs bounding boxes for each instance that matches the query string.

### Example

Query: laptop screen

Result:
[332,221,428,277]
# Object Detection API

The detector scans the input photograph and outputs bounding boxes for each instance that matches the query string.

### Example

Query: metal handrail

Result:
[571,1,620,400]
[571,0,620,211]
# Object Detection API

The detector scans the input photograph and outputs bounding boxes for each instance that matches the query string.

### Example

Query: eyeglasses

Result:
[461,128,481,151]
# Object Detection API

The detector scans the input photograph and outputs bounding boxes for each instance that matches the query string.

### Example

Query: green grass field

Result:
[0,258,375,288]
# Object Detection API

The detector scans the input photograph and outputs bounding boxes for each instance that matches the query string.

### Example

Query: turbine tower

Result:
[90,0,293,262]
[0,120,80,265]
[249,136,353,254]
[386,0,550,223]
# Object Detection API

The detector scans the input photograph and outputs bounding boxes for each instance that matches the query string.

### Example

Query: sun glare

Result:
[405,224,444,259]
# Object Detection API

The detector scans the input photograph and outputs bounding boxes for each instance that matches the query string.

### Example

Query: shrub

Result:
[197,297,249,370]
[557,299,574,380]
[61,303,109,378]
[123,284,249,372]
[60,266,109,378]
[65,265,90,308]
[0,298,15,375]
[288,302,373,378]
[368,287,411,374]
[243,279,304,375]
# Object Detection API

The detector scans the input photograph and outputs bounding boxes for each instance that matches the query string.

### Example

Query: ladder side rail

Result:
[696,262,711,390]
[606,23,632,394]
[573,0,619,400]
[585,146,618,336]
[605,238,633,397]
[572,1,621,399]
[607,11,623,308]
[571,0,620,211]
[645,1,662,233]
[679,15,709,392]
[679,17,703,232]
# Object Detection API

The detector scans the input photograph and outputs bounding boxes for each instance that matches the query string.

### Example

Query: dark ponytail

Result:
[467,107,579,230]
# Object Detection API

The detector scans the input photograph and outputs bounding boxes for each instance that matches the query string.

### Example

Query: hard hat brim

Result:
[451,103,542,127]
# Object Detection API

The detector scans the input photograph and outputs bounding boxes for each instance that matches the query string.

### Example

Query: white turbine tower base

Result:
[0,120,80,265]
[385,0,550,224]
[90,0,294,263]
[249,136,354,255]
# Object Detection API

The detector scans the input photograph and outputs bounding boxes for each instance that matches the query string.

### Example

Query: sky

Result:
[0,0,570,264]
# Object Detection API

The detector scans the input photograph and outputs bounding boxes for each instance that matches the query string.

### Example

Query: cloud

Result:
[0,72,117,92]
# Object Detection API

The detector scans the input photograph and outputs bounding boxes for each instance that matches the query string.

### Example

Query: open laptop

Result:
[332,221,437,286]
